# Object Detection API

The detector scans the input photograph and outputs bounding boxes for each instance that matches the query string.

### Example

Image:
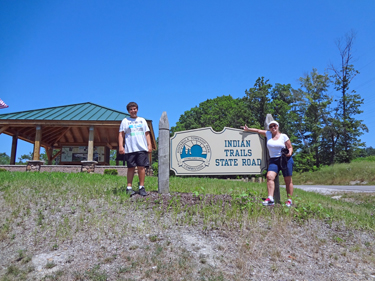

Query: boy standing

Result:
[119,102,152,196]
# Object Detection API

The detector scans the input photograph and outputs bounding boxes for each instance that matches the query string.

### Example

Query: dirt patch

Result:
[130,191,234,209]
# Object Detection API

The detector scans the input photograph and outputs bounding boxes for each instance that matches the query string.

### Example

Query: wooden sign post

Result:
[158,112,170,194]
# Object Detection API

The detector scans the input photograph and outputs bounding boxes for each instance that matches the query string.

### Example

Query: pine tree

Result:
[243,77,272,128]
[297,69,331,168]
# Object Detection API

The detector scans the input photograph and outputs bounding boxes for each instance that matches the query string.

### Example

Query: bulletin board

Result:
[61,146,106,164]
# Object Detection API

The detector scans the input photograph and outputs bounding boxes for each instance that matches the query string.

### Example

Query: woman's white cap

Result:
[268,121,279,128]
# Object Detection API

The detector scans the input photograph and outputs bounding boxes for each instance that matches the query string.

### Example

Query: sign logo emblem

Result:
[176,136,211,171]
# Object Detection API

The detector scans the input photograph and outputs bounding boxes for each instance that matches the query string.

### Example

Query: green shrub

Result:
[352,156,375,162]
[152,162,158,176]
[103,169,118,176]
[0,168,8,172]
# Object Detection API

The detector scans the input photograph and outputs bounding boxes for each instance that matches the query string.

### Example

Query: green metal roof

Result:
[0,102,140,121]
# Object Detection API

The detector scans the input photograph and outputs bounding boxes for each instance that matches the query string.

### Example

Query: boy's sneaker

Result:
[285,199,292,207]
[126,188,136,197]
[262,198,274,206]
[139,187,147,197]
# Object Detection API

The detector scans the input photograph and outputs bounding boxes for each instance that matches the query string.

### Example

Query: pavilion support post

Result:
[147,152,153,176]
[116,147,119,166]
[33,126,42,160]
[10,133,18,165]
[87,126,95,161]
[46,147,53,165]
[81,126,97,173]
[264,114,280,204]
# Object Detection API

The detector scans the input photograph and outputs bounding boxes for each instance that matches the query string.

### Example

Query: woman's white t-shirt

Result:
[266,131,289,158]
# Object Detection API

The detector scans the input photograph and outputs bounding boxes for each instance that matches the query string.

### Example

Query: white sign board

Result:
[170,127,267,175]
[61,146,105,163]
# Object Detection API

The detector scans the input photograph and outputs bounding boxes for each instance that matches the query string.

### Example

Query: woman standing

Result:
[241,121,294,207]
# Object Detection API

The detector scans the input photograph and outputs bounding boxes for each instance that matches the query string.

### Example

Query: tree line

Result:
[171,33,370,172]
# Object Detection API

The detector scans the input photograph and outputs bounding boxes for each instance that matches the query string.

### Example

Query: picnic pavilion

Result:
[0,102,156,171]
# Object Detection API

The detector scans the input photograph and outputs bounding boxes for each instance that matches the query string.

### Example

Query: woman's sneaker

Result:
[285,199,292,207]
[262,198,274,206]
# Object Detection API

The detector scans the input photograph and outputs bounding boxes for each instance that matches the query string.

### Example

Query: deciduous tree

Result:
[0,152,10,164]
[330,31,368,162]
[17,152,33,164]
[171,95,247,134]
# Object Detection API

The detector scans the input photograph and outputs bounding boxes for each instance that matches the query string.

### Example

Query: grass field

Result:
[291,158,375,185]
[0,169,375,280]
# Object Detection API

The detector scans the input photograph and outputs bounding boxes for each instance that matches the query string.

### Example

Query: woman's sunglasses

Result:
[269,124,277,129]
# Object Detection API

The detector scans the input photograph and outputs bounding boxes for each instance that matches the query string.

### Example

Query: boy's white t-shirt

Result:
[266,131,289,158]
[119,117,150,153]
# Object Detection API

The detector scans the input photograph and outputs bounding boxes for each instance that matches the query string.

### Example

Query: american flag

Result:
[0,98,9,109]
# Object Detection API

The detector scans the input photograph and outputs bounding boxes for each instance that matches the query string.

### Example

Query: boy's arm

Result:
[118,132,125,154]
[145,131,152,152]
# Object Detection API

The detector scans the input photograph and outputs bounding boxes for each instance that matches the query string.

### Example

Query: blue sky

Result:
[1,0,374,159]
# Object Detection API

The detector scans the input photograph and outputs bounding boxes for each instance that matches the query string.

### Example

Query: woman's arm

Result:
[285,139,293,157]
[240,124,267,137]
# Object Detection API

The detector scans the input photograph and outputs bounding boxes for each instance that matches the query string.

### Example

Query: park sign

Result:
[170,127,267,175]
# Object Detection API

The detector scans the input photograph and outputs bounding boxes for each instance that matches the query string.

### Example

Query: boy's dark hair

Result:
[126,102,138,111]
